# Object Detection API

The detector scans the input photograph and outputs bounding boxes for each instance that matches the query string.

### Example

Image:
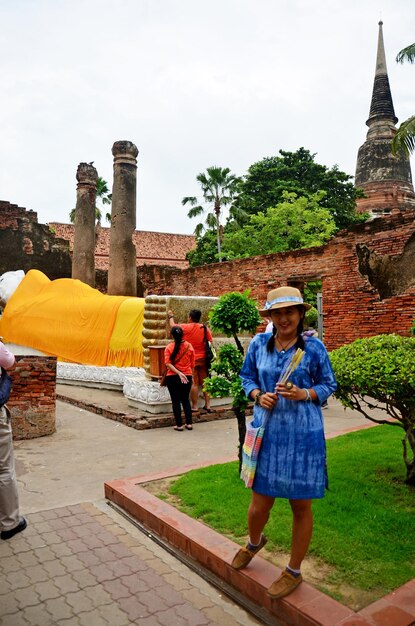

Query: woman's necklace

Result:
[275,336,297,354]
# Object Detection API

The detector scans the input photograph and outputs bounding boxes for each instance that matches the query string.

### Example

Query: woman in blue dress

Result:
[231,286,337,599]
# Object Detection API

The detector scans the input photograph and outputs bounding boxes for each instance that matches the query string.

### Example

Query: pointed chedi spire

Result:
[366,21,398,130]
[355,21,415,216]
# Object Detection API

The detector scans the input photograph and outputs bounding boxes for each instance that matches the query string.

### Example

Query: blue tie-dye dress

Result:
[240,334,337,500]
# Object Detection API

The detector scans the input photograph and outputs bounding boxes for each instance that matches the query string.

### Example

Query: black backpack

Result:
[202,325,214,370]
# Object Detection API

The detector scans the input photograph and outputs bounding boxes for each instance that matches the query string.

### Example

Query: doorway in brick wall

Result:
[288,278,323,339]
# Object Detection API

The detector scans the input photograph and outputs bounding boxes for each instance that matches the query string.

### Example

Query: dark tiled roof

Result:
[49,223,195,270]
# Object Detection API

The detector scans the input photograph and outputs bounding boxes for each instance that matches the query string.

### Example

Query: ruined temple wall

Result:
[138,212,415,351]
[0,219,72,279]
[2,199,415,352]
[0,200,38,228]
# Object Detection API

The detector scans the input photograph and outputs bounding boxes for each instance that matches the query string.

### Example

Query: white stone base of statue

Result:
[123,377,172,413]
[123,376,233,414]
[57,363,145,390]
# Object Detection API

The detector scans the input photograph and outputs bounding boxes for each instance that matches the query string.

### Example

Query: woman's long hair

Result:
[170,326,184,363]
[266,306,305,353]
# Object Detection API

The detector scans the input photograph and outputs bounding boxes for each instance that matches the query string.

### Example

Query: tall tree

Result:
[392,43,415,157]
[96,176,112,224]
[186,230,219,267]
[222,192,336,259]
[233,148,365,230]
[70,176,112,224]
[182,166,240,262]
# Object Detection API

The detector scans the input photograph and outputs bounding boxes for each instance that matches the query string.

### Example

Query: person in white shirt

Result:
[0,341,27,540]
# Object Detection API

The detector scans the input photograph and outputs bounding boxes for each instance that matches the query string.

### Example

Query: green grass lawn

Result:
[165,425,415,606]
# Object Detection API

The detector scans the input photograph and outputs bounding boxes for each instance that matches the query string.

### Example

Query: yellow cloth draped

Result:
[0,270,145,367]
[108,298,144,367]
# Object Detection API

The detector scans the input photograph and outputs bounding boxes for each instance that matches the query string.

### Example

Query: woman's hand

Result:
[275,383,307,401]
[258,391,278,410]
[179,372,188,384]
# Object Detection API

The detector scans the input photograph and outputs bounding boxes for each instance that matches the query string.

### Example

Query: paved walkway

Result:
[1,392,374,625]
[1,501,261,626]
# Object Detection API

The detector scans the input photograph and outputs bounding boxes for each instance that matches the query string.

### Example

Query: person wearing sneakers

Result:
[164,326,195,431]
[231,287,337,599]
[167,308,213,413]
[0,341,27,540]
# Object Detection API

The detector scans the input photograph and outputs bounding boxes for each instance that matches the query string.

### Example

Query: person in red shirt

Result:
[167,309,212,413]
[164,326,195,431]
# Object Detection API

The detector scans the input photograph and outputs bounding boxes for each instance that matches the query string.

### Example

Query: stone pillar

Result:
[108,141,138,296]
[72,163,98,287]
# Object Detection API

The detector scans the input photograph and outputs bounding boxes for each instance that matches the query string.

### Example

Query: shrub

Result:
[330,334,415,485]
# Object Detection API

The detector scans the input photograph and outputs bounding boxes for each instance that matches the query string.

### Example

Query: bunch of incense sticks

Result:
[277,348,304,386]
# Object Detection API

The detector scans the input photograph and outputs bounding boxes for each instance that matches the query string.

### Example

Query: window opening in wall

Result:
[288,278,323,340]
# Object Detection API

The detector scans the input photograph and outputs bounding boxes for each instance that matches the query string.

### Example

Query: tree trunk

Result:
[402,424,415,486]
[215,211,222,262]
[233,333,244,355]
[405,461,415,486]
[233,407,246,473]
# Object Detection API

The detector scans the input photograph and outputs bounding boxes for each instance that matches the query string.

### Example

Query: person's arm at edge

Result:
[0,343,15,369]
[240,335,277,409]
[167,310,175,329]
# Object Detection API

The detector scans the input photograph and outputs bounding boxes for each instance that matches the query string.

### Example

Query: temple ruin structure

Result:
[355,21,415,216]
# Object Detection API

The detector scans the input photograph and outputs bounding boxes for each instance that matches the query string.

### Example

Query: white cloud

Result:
[0,0,414,234]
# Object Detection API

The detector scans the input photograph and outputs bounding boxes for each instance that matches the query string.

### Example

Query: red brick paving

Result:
[105,470,415,626]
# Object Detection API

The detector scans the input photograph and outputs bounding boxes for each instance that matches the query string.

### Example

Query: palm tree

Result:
[392,43,415,157]
[69,176,112,224]
[182,166,240,262]
[96,177,112,224]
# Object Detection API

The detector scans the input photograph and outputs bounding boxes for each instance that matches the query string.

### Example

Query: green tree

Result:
[208,290,261,355]
[182,166,240,262]
[330,334,415,485]
[204,291,262,470]
[222,192,336,259]
[233,148,365,230]
[186,230,221,267]
[392,43,415,157]
[69,176,112,224]
[96,177,112,224]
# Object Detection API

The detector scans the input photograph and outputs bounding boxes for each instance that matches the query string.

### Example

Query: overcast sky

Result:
[1,0,414,235]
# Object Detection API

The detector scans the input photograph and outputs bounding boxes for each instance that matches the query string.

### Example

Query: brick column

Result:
[108,141,138,296]
[72,162,98,287]
[8,355,56,440]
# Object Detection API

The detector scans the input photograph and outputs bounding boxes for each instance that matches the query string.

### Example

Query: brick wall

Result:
[0,200,38,229]
[137,211,415,351]
[0,202,72,279]
[2,199,415,352]
[8,356,56,440]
